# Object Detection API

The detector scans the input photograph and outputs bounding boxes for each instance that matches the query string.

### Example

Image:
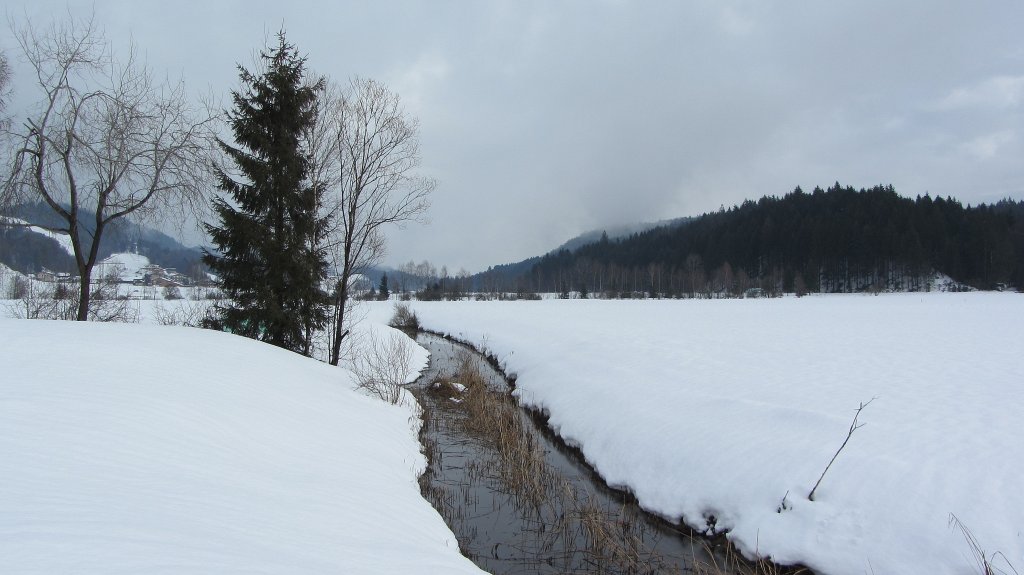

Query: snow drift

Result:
[0,318,483,574]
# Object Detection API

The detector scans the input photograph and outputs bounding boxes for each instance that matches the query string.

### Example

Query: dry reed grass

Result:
[949,514,1020,575]
[691,541,812,575]
[454,350,553,510]
[420,342,811,575]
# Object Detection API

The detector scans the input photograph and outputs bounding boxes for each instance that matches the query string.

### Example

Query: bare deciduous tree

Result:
[1,14,213,320]
[0,49,10,127]
[309,77,434,366]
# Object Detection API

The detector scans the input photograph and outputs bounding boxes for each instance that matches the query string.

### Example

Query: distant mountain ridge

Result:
[0,202,204,277]
[467,217,693,288]
[475,184,1024,295]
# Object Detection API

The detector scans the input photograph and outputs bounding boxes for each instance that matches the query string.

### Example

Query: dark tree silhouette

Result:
[204,32,329,356]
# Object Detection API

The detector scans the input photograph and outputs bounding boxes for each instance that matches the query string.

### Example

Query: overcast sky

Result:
[4,1,1023,272]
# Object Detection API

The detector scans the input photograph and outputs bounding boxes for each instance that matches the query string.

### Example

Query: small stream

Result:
[411,332,722,574]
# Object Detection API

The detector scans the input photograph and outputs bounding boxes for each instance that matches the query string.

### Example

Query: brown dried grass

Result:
[424,345,810,575]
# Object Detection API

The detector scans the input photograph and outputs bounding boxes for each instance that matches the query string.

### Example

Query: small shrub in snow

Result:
[388,302,419,332]
[7,276,30,299]
[153,300,211,327]
[4,280,138,323]
[163,285,182,300]
[353,332,414,405]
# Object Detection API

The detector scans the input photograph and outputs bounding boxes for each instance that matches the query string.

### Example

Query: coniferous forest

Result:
[488,184,1024,297]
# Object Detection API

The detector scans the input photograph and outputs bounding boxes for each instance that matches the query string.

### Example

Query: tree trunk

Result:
[329,277,349,366]
[74,220,103,321]
[76,266,91,321]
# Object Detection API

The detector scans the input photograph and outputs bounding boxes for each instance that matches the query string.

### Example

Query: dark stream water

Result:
[412,332,720,574]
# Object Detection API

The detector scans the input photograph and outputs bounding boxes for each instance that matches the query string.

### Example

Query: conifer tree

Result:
[378,273,390,301]
[204,32,329,355]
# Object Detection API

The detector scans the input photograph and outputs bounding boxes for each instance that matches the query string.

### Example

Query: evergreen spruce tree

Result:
[203,33,329,355]
[378,273,390,301]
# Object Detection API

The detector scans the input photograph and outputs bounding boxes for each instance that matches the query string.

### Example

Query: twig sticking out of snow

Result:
[808,397,877,502]
[777,490,791,513]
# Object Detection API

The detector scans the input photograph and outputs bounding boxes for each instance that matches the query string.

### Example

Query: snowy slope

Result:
[1,217,76,255]
[97,252,151,282]
[380,294,1024,575]
[0,319,483,574]
[31,226,75,255]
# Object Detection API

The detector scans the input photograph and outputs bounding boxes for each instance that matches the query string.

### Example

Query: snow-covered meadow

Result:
[3,281,1020,574]
[0,315,484,574]
[376,294,1024,575]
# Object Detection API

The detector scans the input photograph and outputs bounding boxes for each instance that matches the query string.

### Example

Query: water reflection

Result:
[412,332,713,574]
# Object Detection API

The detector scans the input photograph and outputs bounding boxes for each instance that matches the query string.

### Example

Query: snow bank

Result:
[0,318,483,574]
[390,294,1024,575]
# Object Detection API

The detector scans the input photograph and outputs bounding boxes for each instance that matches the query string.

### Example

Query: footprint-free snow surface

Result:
[387,293,1024,575]
[0,319,484,574]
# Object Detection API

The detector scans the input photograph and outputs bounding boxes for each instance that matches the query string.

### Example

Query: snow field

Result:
[373,294,1024,575]
[0,317,483,574]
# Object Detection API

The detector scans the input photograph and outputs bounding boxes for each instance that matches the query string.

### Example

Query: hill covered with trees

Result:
[0,202,204,279]
[490,184,1023,297]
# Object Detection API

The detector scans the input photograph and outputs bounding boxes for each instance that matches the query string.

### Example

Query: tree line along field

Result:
[474,184,1024,297]
[318,183,1024,304]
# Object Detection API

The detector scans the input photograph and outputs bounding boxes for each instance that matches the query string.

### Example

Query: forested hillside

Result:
[509,184,1023,296]
[0,226,77,275]
[0,202,204,276]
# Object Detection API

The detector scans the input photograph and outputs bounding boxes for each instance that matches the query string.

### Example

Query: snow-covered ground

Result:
[0,316,484,574]
[372,294,1024,575]
[96,252,151,283]
[0,258,217,304]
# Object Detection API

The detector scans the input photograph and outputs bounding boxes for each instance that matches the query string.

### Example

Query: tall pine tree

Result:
[204,32,329,356]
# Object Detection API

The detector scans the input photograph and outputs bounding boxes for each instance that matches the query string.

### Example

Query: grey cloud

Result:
[4,0,1023,271]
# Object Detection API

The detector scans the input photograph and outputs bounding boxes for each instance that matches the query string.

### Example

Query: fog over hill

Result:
[550,217,693,255]
[406,185,1024,296]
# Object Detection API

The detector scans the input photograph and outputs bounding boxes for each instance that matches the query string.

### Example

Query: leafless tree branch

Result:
[308,77,434,365]
[2,12,216,320]
[0,48,11,130]
[808,396,877,501]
